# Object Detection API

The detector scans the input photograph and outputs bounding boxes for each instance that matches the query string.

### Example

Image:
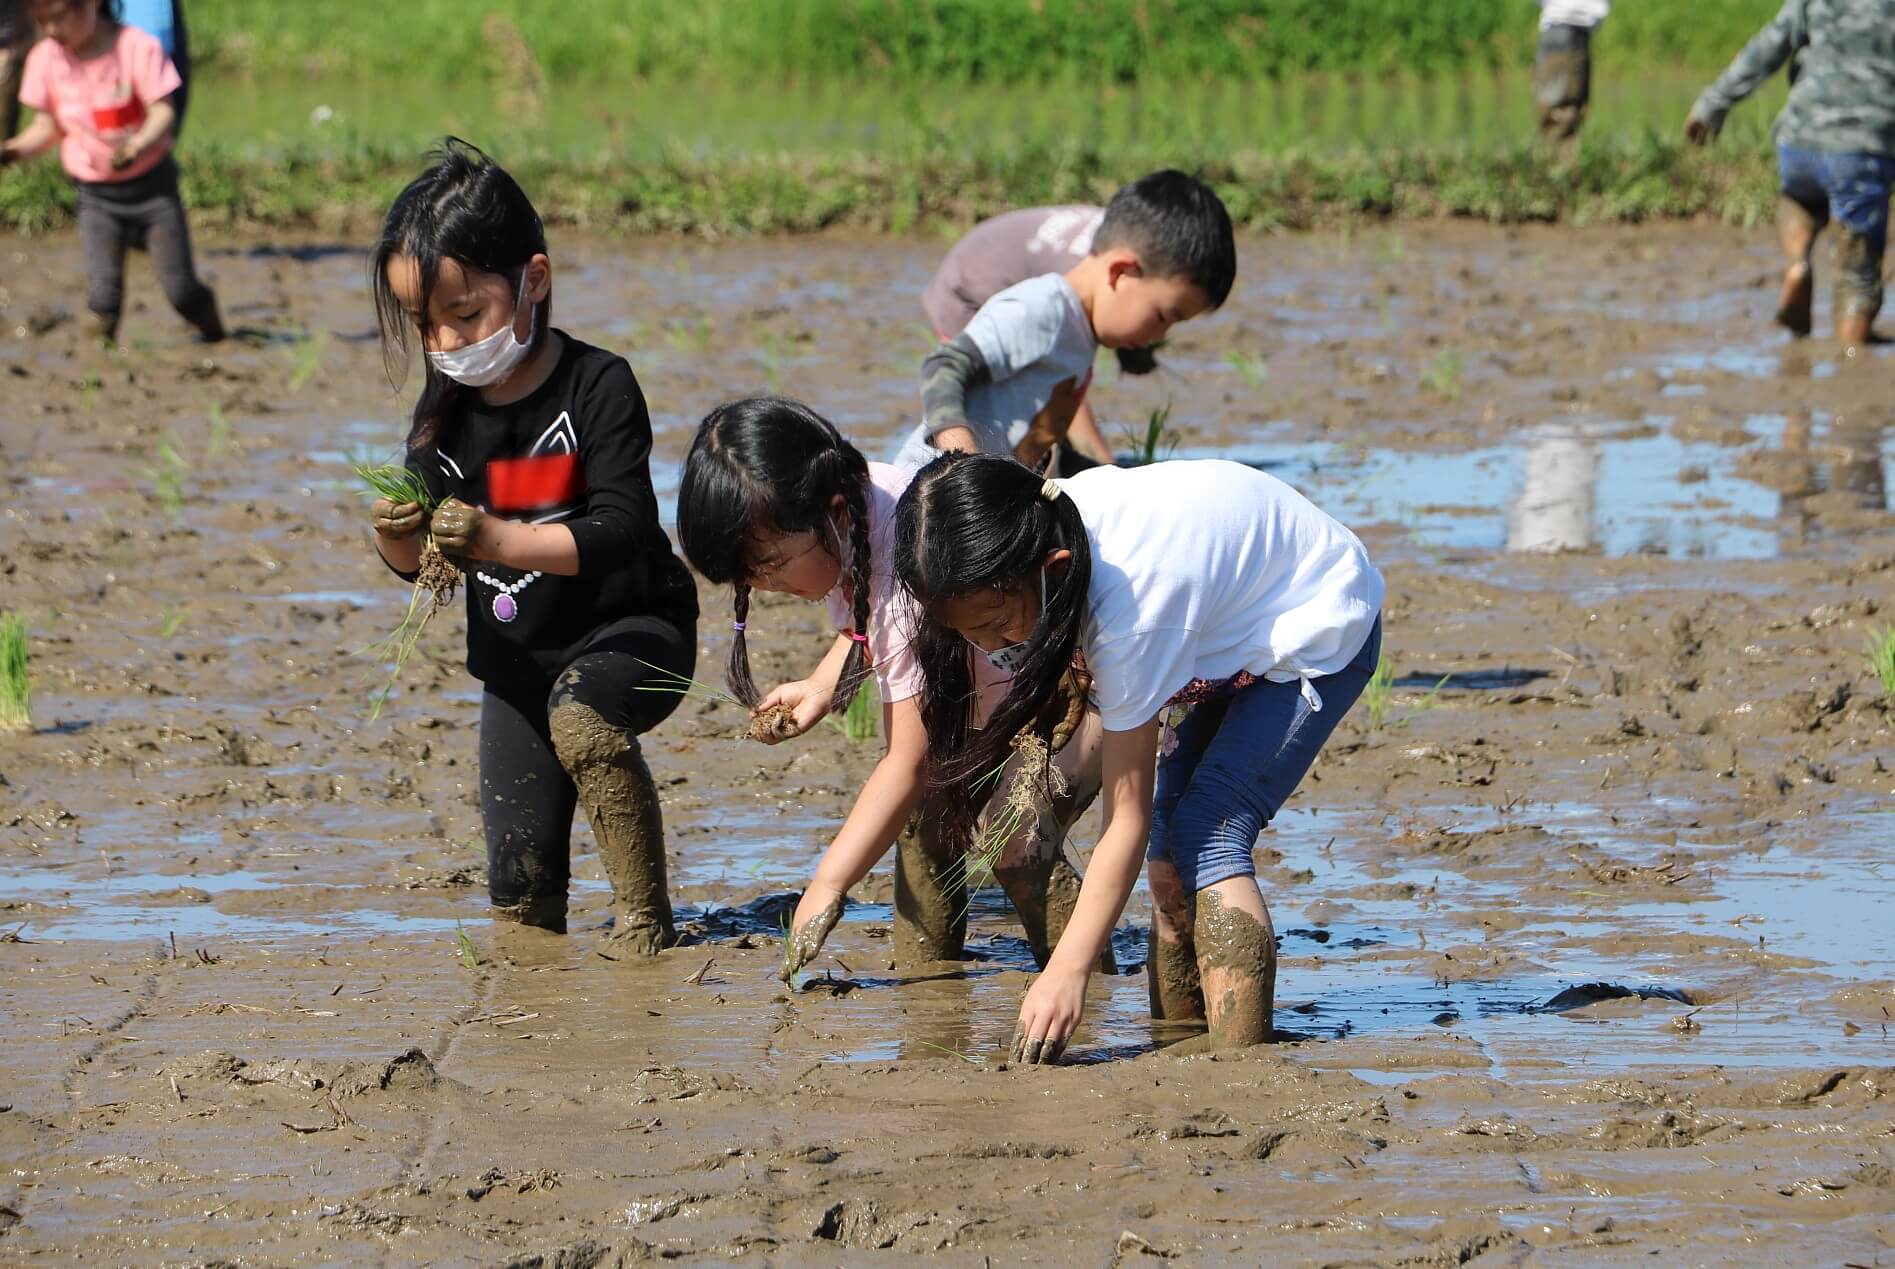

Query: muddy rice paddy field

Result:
[1,222,1891,1265]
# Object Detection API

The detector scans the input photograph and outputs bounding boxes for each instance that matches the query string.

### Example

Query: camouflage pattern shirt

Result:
[1692,0,1895,157]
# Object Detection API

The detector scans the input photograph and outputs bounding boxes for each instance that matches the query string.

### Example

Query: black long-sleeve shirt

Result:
[403,333,697,683]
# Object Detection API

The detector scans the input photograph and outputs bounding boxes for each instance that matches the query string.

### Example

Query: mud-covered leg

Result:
[1195,883,1277,1047]
[1776,193,1822,337]
[549,700,675,957]
[1834,224,1883,348]
[893,807,966,966]
[1146,857,1204,1022]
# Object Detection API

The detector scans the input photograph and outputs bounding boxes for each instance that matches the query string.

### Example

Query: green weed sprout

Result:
[352,460,456,721]
[455,919,481,968]
[1364,650,1394,727]
[0,613,29,735]
[1122,401,1180,467]
[1421,349,1464,401]
[1224,351,1269,390]
[1866,626,1895,698]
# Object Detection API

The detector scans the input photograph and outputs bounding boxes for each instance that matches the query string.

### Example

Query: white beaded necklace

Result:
[475,569,542,623]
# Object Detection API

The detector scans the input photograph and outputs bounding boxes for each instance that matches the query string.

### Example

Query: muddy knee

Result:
[548,699,675,954]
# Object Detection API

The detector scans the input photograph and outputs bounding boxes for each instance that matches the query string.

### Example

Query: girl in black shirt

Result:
[367,141,698,953]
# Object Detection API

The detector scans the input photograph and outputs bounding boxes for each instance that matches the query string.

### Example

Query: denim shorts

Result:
[1147,618,1382,893]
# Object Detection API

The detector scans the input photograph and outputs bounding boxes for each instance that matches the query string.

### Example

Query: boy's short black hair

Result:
[1092,169,1236,309]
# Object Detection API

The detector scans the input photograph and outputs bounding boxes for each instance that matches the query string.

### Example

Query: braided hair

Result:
[677,397,875,710]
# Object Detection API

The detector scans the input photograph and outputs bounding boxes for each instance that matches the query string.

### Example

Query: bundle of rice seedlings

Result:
[0,613,29,735]
[354,461,459,721]
[944,731,1067,907]
[633,660,799,743]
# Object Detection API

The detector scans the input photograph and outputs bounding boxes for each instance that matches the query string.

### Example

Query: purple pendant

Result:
[492,593,518,623]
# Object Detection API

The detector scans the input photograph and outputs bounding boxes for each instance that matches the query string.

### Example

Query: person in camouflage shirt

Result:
[1686,0,1895,348]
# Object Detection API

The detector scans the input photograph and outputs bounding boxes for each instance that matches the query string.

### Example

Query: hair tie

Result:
[846,631,869,645]
[1040,478,1061,502]
[732,621,746,632]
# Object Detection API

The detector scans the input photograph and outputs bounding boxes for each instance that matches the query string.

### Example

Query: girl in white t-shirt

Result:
[894,453,1384,1061]
[675,397,1110,976]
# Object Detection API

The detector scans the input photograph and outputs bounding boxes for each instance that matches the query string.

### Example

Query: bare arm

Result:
[111,98,176,169]
[1064,400,1114,466]
[1,114,60,164]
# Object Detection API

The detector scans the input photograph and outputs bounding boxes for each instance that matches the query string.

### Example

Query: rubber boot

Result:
[1194,888,1277,1048]
[177,288,226,343]
[893,806,966,966]
[548,700,675,957]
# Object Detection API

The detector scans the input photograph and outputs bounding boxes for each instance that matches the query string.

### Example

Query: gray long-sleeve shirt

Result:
[1692,0,1895,157]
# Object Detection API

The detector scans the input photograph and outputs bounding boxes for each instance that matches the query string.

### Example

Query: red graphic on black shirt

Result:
[485,409,585,515]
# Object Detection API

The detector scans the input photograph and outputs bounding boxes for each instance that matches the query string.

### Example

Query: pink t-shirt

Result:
[824,463,1011,712]
[19,24,181,183]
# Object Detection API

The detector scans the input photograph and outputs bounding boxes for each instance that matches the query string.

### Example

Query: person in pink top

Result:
[2,0,222,343]
[676,396,1113,980]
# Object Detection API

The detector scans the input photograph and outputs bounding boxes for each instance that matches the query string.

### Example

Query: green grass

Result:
[142,437,190,520]
[0,613,29,735]
[158,607,187,639]
[1364,650,1395,727]
[1420,349,1464,401]
[1866,627,1895,699]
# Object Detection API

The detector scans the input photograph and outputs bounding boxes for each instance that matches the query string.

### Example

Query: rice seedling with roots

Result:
[632,660,801,743]
[0,613,30,735]
[941,730,1068,915]
[354,460,459,721]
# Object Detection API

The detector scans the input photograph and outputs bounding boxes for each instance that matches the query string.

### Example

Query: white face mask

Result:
[426,269,536,387]
[968,571,1047,674]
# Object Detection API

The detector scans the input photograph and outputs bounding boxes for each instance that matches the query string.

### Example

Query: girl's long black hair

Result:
[370,138,550,452]
[676,397,875,712]
[894,451,1093,856]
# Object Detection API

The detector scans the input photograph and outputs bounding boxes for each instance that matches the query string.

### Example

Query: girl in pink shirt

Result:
[676,396,1110,980]
[2,0,221,342]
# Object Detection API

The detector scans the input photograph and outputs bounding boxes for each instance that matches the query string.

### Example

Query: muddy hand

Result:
[781,892,844,982]
[109,142,138,171]
[431,497,485,557]
[1008,967,1085,1065]
[371,498,425,539]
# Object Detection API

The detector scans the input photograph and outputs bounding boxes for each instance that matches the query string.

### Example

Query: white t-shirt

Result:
[893,272,1096,470]
[821,462,1012,711]
[1540,0,1608,30]
[1059,461,1384,732]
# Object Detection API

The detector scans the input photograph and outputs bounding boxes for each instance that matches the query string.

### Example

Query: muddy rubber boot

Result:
[893,810,966,966]
[84,309,119,346]
[1194,890,1277,1048]
[548,700,675,958]
[491,891,568,934]
[178,289,226,344]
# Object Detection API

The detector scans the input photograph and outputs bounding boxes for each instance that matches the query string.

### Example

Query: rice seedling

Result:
[825,684,879,743]
[1122,401,1180,467]
[913,1038,986,1064]
[0,613,30,735]
[455,919,481,969]
[206,402,231,459]
[1364,649,1394,727]
[352,460,457,721]
[158,606,187,639]
[941,733,1065,911]
[1865,625,1895,698]
[143,436,189,519]
[288,329,329,392]
[632,660,801,742]
[1421,349,1464,401]
[1224,351,1269,390]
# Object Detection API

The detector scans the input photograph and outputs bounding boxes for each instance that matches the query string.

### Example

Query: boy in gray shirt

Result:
[894,170,1235,475]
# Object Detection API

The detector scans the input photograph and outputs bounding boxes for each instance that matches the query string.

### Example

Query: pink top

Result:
[19,24,181,184]
[824,462,1010,711]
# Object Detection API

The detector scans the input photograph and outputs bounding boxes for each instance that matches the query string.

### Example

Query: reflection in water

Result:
[1776,410,1889,548]
[1506,423,1599,553]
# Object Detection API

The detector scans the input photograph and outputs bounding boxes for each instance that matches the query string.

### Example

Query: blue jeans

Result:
[1778,145,1892,317]
[1148,619,1382,893]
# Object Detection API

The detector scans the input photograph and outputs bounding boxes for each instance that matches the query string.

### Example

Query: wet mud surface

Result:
[2,222,1892,1262]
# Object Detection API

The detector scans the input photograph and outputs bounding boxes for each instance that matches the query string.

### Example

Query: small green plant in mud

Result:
[1121,401,1181,467]
[206,402,232,459]
[141,436,190,519]
[1865,626,1895,698]
[455,919,481,968]
[942,734,1062,913]
[157,606,187,639]
[632,660,801,743]
[353,460,457,722]
[758,330,784,393]
[1421,349,1464,401]
[287,329,330,393]
[663,315,714,354]
[825,685,879,744]
[0,613,30,735]
[1364,650,1395,727]
[1224,351,1269,391]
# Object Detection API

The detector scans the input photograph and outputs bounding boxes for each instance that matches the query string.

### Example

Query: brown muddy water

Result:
[1,223,1892,1264]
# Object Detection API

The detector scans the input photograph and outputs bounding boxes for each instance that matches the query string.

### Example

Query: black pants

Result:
[75,155,215,322]
[479,615,694,909]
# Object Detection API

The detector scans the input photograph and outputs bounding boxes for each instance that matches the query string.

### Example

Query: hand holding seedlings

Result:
[371,498,426,539]
[431,498,487,557]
